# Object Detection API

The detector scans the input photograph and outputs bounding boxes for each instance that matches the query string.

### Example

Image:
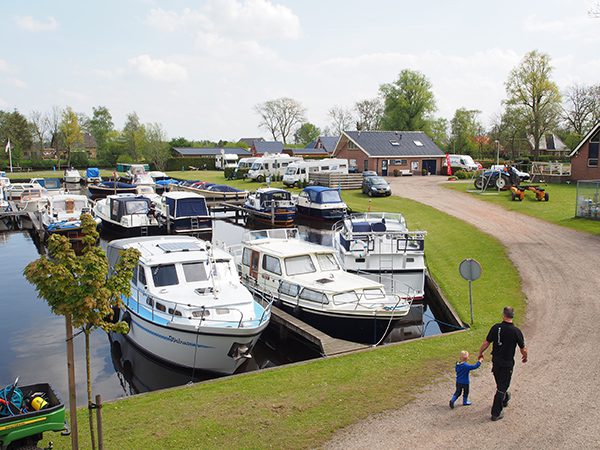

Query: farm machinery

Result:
[474,165,549,202]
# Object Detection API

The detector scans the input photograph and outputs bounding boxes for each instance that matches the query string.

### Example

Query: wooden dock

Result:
[269,305,369,356]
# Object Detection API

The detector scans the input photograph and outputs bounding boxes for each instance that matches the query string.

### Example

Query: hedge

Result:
[165,157,216,171]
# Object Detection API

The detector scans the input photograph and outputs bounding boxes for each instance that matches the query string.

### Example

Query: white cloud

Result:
[128,54,188,82]
[6,78,26,88]
[15,16,59,32]
[146,0,301,40]
[0,59,13,73]
[0,96,7,108]
[523,14,600,42]
[58,89,88,102]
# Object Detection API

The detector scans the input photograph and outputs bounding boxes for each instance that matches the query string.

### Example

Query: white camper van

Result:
[247,154,302,182]
[283,158,349,187]
[444,154,479,172]
[215,151,239,170]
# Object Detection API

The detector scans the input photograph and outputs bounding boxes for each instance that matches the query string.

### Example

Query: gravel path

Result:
[326,177,600,449]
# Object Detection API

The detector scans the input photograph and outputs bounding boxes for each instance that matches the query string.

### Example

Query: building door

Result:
[363,159,369,172]
[422,159,437,175]
[381,160,388,176]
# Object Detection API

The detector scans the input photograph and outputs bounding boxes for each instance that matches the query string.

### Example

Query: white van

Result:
[247,154,302,182]
[215,152,239,170]
[444,154,479,172]
[283,158,349,187]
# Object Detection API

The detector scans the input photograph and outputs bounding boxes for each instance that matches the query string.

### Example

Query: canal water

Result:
[0,213,442,406]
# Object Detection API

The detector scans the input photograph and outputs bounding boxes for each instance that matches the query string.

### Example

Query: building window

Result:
[392,159,408,166]
[589,140,599,167]
[347,140,358,150]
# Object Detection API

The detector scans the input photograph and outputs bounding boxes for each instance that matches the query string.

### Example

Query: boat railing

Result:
[126,285,270,329]
[242,228,299,243]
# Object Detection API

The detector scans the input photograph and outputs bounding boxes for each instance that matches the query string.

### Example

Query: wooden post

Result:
[95,394,104,450]
[271,202,275,226]
[65,314,79,450]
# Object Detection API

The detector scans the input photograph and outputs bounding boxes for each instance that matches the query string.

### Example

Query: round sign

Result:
[459,259,482,281]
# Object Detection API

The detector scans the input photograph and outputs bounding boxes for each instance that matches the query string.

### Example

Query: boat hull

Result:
[167,217,212,234]
[246,207,296,227]
[99,219,163,237]
[296,205,346,221]
[88,185,137,199]
[120,302,267,374]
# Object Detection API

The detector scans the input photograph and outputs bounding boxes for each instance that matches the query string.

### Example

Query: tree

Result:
[59,107,83,166]
[562,84,600,136]
[450,108,482,155]
[122,112,145,160]
[170,136,193,148]
[89,106,115,161]
[24,215,140,450]
[428,117,450,151]
[355,98,383,131]
[327,106,354,135]
[489,107,528,160]
[505,50,562,158]
[0,110,33,163]
[29,110,50,158]
[294,122,321,146]
[142,123,170,170]
[379,69,437,131]
[255,97,306,144]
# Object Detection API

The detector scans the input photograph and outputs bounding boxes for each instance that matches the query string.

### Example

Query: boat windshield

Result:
[333,291,359,305]
[182,262,208,283]
[317,253,339,271]
[126,200,150,214]
[152,264,178,287]
[363,288,385,300]
[284,255,316,275]
[320,190,342,203]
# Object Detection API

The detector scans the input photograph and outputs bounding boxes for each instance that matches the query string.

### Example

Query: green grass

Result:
[50,172,524,450]
[4,169,116,180]
[446,181,600,236]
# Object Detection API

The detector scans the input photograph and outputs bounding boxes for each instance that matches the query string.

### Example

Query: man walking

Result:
[478,306,527,421]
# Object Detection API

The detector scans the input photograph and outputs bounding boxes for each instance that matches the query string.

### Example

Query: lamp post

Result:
[495,140,500,166]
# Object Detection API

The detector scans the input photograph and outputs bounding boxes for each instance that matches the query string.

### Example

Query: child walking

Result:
[449,350,482,409]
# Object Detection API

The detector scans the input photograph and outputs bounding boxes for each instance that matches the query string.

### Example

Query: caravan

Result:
[247,154,302,182]
[215,151,239,170]
[282,158,348,187]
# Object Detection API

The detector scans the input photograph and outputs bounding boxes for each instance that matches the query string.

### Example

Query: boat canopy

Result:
[110,196,152,221]
[164,196,209,218]
[86,168,100,178]
[259,189,291,203]
[101,181,135,189]
[302,186,342,204]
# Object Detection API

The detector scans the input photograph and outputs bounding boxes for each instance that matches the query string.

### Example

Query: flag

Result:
[4,139,10,153]
[445,153,452,176]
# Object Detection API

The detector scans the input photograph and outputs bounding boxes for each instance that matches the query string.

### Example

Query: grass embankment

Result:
[53,172,523,449]
[446,181,600,236]
[4,169,116,180]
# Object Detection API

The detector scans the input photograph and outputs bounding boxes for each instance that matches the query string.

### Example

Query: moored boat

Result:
[243,188,295,227]
[93,193,161,237]
[177,181,248,204]
[63,168,81,184]
[295,186,347,221]
[159,191,212,234]
[332,212,427,300]
[41,194,100,241]
[84,167,102,184]
[5,183,49,212]
[107,236,271,373]
[88,181,137,199]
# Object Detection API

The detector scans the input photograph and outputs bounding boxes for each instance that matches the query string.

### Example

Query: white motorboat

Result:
[231,228,412,342]
[41,194,100,241]
[5,183,49,212]
[244,188,296,227]
[107,236,271,374]
[332,212,427,300]
[0,185,9,213]
[93,193,161,237]
[126,164,155,187]
[295,186,347,221]
[159,191,212,234]
[63,168,81,184]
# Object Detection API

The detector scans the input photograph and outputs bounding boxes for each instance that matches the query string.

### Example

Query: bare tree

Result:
[255,97,306,144]
[29,110,50,156]
[328,106,354,135]
[48,106,64,162]
[355,98,383,131]
[563,84,599,135]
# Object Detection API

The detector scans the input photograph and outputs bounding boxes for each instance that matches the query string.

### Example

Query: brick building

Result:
[332,130,445,175]
[569,122,600,181]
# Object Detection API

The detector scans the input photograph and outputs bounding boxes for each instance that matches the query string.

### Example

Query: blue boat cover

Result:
[205,184,244,193]
[156,179,177,186]
[165,197,209,218]
[302,186,342,204]
[86,168,100,178]
[100,181,135,189]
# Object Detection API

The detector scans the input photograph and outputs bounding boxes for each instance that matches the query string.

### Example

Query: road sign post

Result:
[459,258,482,325]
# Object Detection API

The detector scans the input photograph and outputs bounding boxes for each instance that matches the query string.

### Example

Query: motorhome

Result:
[282,158,349,187]
[247,154,302,182]
[215,152,239,170]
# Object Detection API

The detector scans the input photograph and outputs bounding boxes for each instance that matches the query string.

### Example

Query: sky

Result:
[1,0,599,142]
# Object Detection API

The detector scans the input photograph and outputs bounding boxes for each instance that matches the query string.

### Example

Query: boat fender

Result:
[122,311,132,331]
[110,305,121,324]
[292,305,302,317]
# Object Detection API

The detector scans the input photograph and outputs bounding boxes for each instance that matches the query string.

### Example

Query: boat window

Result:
[168,307,183,317]
[242,248,251,266]
[262,255,282,275]
[317,253,340,271]
[299,191,308,199]
[112,200,119,217]
[138,266,147,286]
[183,262,208,282]
[151,264,178,287]
[300,288,329,304]
[320,190,342,203]
[155,302,166,312]
[284,255,316,275]
[363,288,385,300]
[333,291,359,305]
[271,191,289,201]
[126,200,149,215]
[192,309,210,318]
[131,265,138,283]
[278,281,300,297]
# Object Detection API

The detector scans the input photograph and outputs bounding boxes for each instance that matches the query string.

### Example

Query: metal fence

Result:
[576,180,600,220]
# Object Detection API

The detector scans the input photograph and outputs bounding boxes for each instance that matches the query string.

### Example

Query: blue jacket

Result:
[455,361,481,384]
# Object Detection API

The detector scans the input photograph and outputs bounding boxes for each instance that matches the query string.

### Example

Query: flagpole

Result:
[9,145,12,173]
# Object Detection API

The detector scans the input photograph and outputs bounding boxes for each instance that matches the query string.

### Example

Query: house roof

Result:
[342,131,444,157]
[569,122,600,158]
[239,137,265,146]
[289,147,329,156]
[316,136,339,153]
[253,141,284,154]
[173,147,251,157]
[528,133,568,152]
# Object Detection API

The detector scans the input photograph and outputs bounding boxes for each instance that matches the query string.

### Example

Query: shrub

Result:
[224,167,235,179]
[70,151,89,168]
[393,169,400,177]
[235,168,249,179]
[454,170,471,180]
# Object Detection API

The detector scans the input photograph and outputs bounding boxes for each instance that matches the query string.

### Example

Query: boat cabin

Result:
[296,186,347,220]
[109,195,153,222]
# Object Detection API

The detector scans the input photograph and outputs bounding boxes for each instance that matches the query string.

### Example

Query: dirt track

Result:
[327,177,600,449]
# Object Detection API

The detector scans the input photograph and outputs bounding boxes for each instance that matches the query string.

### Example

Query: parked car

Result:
[444,154,479,172]
[474,166,522,190]
[362,176,392,197]
[362,171,378,178]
